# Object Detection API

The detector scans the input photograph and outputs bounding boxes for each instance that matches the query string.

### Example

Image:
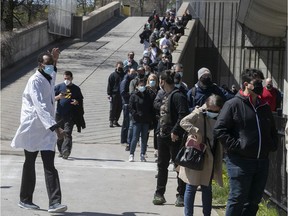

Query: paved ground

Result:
[1,16,219,216]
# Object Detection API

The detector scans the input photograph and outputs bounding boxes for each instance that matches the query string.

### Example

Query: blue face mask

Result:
[43,65,54,75]
[206,111,219,119]
[138,86,146,92]
[150,80,156,87]
[175,84,181,88]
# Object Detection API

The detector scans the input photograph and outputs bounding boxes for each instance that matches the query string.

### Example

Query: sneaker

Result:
[109,121,114,128]
[140,154,146,162]
[125,145,130,151]
[48,203,67,213]
[175,195,184,207]
[129,154,134,162]
[62,150,70,159]
[153,194,166,205]
[154,150,158,158]
[58,153,63,157]
[113,121,121,127]
[18,201,40,210]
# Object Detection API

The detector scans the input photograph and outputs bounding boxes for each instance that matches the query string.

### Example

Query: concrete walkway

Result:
[1,16,219,216]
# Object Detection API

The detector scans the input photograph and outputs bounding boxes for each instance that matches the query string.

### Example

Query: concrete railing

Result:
[83,1,120,35]
[172,2,198,88]
[1,1,120,72]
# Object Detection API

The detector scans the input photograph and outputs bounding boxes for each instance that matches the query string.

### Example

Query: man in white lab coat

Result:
[11,48,67,213]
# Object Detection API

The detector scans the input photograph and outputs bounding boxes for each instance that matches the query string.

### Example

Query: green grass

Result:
[211,163,284,216]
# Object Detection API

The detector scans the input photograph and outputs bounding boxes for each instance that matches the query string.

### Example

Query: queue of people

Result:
[10,10,282,216]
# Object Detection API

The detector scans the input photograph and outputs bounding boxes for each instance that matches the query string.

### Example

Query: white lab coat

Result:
[11,70,57,152]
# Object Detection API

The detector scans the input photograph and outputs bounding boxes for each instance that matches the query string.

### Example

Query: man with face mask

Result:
[261,78,282,111]
[187,67,234,111]
[214,68,278,216]
[129,66,146,94]
[11,48,68,213]
[54,71,84,159]
[107,61,125,127]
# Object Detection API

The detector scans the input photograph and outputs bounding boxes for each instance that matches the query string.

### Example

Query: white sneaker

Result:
[129,154,134,162]
[140,154,146,162]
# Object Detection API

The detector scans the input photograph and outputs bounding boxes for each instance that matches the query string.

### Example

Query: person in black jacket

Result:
[107,61,125,127]
[153,70,189,207]
[120,68,137,150]
[128,79,154,162]
[54,71,84,159]
[214,68,278,216]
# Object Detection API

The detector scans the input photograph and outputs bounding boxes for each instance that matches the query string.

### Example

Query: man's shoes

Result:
[125,145,130,151]
[109,121,114,128]
[48,203,67,213]
[113,121,121,127]
[18,201,40,210]
[140,154,146,162]
[175,195,184,207]
[62,150,70,159]
[58,153,63,157]
[153,194,166,205]
[129,154,134,162]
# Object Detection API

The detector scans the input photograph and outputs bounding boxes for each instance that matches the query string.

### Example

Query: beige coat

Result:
[179,105,223,187]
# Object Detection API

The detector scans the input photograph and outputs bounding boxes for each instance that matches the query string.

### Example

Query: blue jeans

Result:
[127,114,133,145]
[225,155,269,216]
[184,184,212,216]
[130,122,149,155]
[121,104,130,144]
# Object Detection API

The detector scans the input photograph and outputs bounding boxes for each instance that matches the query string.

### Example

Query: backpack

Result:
[159,89,180,136]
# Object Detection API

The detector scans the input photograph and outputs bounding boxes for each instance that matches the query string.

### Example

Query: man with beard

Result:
[187,67,234,111]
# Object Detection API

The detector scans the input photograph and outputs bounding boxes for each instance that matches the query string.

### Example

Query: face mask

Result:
[175,84,181,88]
[266,84,272,90]
[251,80,263,95]
[163,49,168,53]
[117,67,124,73]
[64,80,71,86]
[138,73,145,79]
[43,65,54,75]
[150,80,156,87]
[206,111,219,119]
[138,86,146,92]
[178,72,183,77]
[129,74,136,79]
[200,77,212,86]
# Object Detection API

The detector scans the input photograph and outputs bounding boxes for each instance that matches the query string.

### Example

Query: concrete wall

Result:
[1,1,120,72]
[172,2,197,88]
[83,1,120,35]
[1,21,56,70]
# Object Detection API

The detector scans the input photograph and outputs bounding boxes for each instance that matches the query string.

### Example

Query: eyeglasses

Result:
[206,110,219,113]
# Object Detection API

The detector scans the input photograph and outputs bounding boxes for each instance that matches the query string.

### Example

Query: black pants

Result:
[56,114,74,154]
[155,135,186,197]
[20,150,62,206]
[109,94,122,122]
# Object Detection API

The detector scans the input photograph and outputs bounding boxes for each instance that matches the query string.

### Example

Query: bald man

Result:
[261,78,282,111]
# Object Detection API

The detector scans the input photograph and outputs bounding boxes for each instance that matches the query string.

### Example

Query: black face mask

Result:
[266,84,272,90]
[138,73,145,79]
[200,77,212,86]
[252,80,263,95]
[117,68,124,73]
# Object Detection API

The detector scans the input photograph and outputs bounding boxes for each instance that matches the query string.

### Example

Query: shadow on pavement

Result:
[1,16,126,89]
[68,157,125,162]
[53,211,159,216]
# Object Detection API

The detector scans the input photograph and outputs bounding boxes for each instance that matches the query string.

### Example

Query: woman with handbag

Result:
[179,94,224,216]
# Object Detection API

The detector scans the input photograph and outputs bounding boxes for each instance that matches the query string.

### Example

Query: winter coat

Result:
[179,105,223,187]
[129,90,154,124]
[11,70,57,152]
[214,91,278,159]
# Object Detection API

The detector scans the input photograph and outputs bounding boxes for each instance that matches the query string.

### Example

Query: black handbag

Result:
[175,112,211,170]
